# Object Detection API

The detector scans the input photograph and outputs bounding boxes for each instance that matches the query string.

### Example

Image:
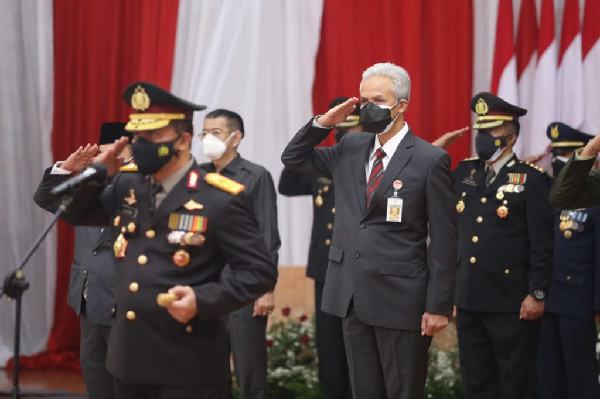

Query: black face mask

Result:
[359,102,396,134]
[132,136,178,175]
[475,132,508,161]
[551,158,566,177]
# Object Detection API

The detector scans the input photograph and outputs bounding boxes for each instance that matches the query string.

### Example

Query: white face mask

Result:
[202,133,233,161]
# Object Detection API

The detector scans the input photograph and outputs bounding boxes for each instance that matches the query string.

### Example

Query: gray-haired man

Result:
[281,62,457,399]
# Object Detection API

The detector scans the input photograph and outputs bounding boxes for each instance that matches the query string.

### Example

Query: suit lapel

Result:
[365,130,415,217]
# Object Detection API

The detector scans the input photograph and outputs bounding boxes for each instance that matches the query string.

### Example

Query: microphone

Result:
[50,164,108,197]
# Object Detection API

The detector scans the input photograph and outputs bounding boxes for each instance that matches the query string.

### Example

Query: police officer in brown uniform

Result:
[34,82,277,399]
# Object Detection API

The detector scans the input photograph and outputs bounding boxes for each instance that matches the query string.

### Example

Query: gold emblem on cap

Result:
[550,125,559,139]
[131,85,150,111]
[173,249,190,268]
[184,200,204,211]
[475,98,489,115]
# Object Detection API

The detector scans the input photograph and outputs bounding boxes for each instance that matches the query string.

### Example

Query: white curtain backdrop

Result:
[171,0,324,266]
[0,0,55,364]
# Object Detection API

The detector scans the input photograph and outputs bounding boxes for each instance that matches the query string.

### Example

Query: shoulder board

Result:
[205,173,245,195]
[461,156,479,162]
[119,163,138,172]
[519,161,546,174]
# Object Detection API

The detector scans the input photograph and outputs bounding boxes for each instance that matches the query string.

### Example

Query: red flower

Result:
[299,314,308,322]
[266,339,273,348]
[281,306,291,317]
[299,334,310,345]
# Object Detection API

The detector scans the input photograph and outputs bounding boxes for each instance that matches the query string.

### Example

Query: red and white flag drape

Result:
[582,0,600,133]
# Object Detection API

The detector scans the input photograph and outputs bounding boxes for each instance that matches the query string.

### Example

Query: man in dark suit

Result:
[199,109,280,399]
[278,97,361,399]
[281,62,457,399]
[34,123,131,399]
[452,92,553,399]
[34,82,277,399]
[537,122,600,399]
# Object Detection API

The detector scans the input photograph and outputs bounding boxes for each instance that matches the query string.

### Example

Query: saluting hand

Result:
[165,285,198,324]
[431,126,469,150]
[519,295,544,321]
[92,136,130,176]
[61,143,99,173]
[580,133,600,158]
[316,97,360,128]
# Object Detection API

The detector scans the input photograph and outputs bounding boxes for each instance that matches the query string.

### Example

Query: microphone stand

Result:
[0,196,85,398]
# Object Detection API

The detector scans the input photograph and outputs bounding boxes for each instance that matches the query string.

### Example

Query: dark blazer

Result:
[545,207,600,317]
[34,160,276,387]
[34,168,116,326]
[550,156,600,209]
[453,156,553,312]
[281,121,457,332]
[278,166,334,282]
[200,154,280,267]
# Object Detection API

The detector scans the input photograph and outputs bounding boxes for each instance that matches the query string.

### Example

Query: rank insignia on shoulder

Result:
[187,170,201,190]
[462,157,479,162]
[119,163,139,173]
[205,173,245,195]
[184,199,204,211]
[521,161,545,173]
[168,213,208,232]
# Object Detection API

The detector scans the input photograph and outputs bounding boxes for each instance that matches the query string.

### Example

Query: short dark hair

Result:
[205,109,245,136]
[169,119,194,136]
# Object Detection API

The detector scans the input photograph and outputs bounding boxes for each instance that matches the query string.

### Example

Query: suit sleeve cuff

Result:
[312,116,334,129]
[51,162,72,175]
[574,148,597,161]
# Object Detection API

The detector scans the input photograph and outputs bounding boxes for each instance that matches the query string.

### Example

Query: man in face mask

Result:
[536,122,600,399]
[34,82,277,399]
[198,109,280,399]
[282,63,457,399]
[278,97,360,399]
[33,123,131,399]
[452,92,553,399]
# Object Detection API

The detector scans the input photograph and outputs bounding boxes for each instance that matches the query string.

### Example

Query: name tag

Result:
[386,197,403,223]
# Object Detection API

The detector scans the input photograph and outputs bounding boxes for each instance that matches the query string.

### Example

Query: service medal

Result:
[496,205,509,219]
[173,249,191,268]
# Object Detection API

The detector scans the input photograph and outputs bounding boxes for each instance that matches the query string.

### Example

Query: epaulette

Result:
[520,160,546,174]
[461,156,479,162]
[205,173,245,195]
[119,163,138,172]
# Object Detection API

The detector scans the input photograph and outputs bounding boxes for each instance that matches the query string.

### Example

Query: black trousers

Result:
[113,378,230,399]
[226,302,267,399]
[456,309,539,399]
[79,313,114,399]
[536,312,600,399]
[314,280,352,399]
[342,304,431,399]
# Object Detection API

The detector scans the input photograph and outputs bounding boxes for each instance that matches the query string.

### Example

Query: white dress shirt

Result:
[365,122,409,181]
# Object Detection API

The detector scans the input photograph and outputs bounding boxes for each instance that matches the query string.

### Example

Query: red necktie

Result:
[366,148,386,208]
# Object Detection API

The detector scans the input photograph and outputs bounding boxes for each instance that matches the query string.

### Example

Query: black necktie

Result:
[485,166,496,187]
[149,182,163,211]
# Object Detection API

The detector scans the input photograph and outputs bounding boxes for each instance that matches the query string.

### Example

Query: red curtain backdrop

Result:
[49,0,180,354]
[312,0,473,164]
